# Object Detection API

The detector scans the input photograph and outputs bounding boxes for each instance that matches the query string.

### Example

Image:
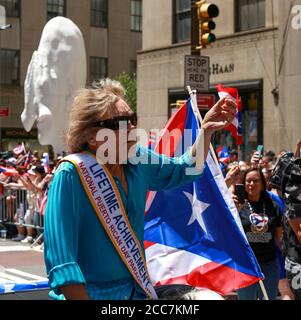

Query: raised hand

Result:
[250,151,260,167]
[225,164,241,187]
[201,97,237,133]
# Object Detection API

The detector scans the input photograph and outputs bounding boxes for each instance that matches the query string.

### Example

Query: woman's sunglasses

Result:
[94,112,137,131]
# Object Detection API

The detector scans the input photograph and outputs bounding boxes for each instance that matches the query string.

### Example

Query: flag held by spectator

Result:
[148,130,158,151]
[217,84,242,146]
[0,166,19,176]
[42,153,51,174]
[24,152,32,169]
[144,99,263,295]
[38,192,48,216]
[216,146,231,164]
[13,142,26,156]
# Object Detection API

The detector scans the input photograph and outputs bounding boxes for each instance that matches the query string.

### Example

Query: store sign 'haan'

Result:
[210,63,235,75]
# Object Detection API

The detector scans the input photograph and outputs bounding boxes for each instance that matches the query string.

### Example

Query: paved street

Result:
[0,239,50,300]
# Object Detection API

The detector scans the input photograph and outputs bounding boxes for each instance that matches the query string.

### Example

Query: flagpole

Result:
[259,280,269,300]
[187,86,222,172]
[188,86,270,300]
[237,97,242,162]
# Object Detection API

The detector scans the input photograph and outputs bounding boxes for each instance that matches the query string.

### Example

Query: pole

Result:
[191,0,200,56]
[259,280,269,300]
[187,86,221,172]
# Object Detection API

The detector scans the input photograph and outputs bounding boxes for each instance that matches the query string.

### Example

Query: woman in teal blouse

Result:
[44,78,236,300]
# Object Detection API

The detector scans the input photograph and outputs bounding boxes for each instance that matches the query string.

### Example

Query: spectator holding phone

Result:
[250,146,265,168]
[225,162,241,189]
[233,167,283,300]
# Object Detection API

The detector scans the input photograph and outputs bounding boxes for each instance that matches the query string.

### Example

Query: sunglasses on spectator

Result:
[94,112,137,131]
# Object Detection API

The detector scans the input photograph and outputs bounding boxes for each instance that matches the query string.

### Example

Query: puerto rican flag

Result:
[24,152,32,169]
[148,129,159,151]
[217,84,242,146]
[37,191,48,216]
[13,143,26,156]
[216,146,231,164]
[42,154,51,174]
[0,166,19,176]
[144,99,263,295]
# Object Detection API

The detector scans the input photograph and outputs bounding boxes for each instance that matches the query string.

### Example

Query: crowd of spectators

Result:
[0,144,61,244]
[219,138,301,300]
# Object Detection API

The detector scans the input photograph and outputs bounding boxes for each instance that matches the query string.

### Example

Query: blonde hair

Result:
[66,78,126,153]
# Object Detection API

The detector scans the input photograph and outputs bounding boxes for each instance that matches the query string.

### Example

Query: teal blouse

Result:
[44,145,203,300]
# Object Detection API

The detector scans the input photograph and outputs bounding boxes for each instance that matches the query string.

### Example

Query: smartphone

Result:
[235,184,247,204]
[257,145,264,159]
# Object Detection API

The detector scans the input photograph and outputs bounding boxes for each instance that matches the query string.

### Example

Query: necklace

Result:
[246,200,269,233]
[246,199,266,216]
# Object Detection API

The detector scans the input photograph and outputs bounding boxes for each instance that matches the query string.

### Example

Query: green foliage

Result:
[116,72,137,112]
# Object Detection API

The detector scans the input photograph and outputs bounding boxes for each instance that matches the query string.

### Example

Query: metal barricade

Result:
[0,187,44,236]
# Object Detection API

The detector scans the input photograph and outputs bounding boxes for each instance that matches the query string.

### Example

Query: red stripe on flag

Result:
[144,240,156,250]
[155,261,261,295]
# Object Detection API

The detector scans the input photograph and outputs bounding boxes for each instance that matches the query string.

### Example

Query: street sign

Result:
[197,94,216,110]
[185,55,210,92]
[0,108,9,117]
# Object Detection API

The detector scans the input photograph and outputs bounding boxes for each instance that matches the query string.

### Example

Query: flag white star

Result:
[183,186,210,234]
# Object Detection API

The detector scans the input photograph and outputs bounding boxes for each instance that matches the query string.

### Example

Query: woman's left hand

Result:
[201,98,237,133]
[225,164,240,187]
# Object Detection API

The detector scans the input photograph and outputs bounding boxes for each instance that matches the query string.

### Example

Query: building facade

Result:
[0,0,142,152]
[138,0,301,158]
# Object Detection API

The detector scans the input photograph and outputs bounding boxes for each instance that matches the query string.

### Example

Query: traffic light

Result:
[196,0,219,48]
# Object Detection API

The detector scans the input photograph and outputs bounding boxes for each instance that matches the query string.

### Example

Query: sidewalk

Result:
[0,238,43,252]
[0,236,48,299]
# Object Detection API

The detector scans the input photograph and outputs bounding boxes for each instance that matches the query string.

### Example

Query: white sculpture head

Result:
[22,17,87,154]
